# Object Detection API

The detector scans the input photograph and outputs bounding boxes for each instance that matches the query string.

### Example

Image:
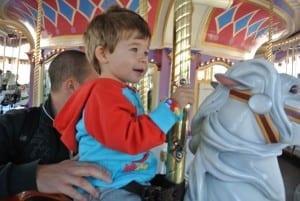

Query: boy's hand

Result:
[171,85,194,109]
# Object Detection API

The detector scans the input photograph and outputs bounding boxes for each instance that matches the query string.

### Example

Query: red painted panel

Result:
[205,0,286,51]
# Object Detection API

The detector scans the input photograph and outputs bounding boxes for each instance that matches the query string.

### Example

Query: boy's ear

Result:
[95,46,108,63]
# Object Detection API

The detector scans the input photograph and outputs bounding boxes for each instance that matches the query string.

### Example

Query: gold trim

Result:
[33,0,42,106]
[166,0,192,184]
[0,19,34,49]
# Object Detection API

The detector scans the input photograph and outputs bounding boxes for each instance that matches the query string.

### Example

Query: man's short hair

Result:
[83,5,151,74]
[48,50,91,92]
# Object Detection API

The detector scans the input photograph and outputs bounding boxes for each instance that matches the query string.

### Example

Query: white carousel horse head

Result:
[185,58,300,201]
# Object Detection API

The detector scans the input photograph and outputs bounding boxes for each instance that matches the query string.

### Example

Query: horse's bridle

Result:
[229,89,300,144]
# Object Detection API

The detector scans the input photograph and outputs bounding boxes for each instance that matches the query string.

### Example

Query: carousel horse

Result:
[185,58,300,201]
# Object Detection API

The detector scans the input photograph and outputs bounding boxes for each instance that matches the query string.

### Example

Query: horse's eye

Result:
[289,85,298,94]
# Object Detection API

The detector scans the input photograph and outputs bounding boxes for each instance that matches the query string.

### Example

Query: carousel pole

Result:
[33,0,43,106]
[291,40,298,77]
[2,36,6,72]
[16,32,22,85]
[139,0,150,112]
[166,0,192,184]
[265,0,273,62]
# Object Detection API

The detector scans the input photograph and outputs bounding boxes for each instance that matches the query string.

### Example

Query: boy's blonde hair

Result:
[83,5,151,73]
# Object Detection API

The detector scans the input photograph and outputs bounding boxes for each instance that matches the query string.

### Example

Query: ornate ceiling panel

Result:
[0,0,299,59]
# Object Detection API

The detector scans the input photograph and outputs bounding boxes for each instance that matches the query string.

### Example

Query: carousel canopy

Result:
[0,0,299,60]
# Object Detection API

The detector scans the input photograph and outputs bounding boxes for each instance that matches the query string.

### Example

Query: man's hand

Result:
[36,159,112,201]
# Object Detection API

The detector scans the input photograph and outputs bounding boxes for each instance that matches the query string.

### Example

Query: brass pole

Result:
[2,37,6,72]
[139,0,150,112]
[16,33,22,84]
[265,0,273,62]
[166,0,192,184]
[33,0,42,106]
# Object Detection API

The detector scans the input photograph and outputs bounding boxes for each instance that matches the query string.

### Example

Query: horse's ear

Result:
[215,73,239,87]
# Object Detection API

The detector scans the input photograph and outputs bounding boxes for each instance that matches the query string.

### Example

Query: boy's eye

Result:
[144,51,149,56]
[130,48,138,52]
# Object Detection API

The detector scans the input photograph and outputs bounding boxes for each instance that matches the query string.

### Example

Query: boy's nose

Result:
[139,55,148,63]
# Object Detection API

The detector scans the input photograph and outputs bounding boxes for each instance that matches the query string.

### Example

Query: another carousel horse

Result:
[185,58,300,201]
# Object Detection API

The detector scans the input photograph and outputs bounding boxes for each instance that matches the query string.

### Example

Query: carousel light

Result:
[197,70,205,80]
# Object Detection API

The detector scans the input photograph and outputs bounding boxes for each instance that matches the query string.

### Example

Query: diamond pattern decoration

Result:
[275,0,294,17]
[247,18,266,37]
[3,0,156,37]
[14,1,38,28]
[79,0,95,19]
[255,26,268,39]
[42,2,57,25]
[234,13,253,35]
[57,0,75,23]
[100,0,119,10]
[127,0,139,12]
[207,0,286,51]
[216,6,235,31]
[27,6,38,20]
[3,0,296,53]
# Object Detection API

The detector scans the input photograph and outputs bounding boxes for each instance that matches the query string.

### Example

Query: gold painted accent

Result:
[0,19,34,49]
[138,0,150,112]
[139,0,148,21]
[265,0,274,62]
[229,89,280,143]
[166,0,192,184]
[254,114,280,143]
[151,0,164,43]
[284,105,300,124]
[228,90,251,103]
[2,35,6,71]
[16,34,22,80]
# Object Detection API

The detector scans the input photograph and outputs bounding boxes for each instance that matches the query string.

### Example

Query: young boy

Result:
[54,5,194,201]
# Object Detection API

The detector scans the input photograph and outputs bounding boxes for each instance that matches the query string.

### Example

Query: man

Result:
[0,50,111,201]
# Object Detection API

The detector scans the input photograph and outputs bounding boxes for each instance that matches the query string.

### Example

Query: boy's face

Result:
[100,32,150,84]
